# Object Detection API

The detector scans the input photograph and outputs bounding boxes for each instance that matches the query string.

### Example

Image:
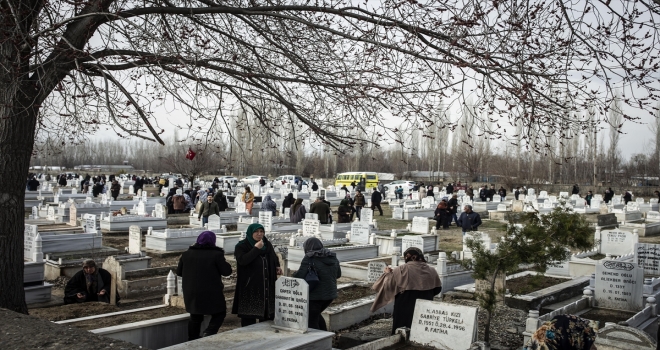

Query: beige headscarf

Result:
[370,260,442,312]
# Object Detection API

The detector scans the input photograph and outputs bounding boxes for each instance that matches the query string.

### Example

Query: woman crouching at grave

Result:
[337,199,352,223]
[64,259,113,304]
[370,247,442,334]
[524,314,597,350]
[261,195,277,215]
[290,198,306,223]
[233,223,283,327]
[177,231,232,340]
[293,237,341,330]
[242,186,255,215]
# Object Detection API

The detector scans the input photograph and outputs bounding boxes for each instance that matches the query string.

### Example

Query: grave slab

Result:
[595,261,644,311]
[409,300,478,350]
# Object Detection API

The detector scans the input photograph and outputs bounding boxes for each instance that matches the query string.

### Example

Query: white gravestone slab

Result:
[411,192,420,201]
[259,211,273,232]
[302,219,320,236]
[69,203,77,226]
[155,204,166,219]
[83,214,97,233]
[600,229,638,256]
[31,206,39,219]
[274,277,309,333]
[137,201,146,216]
[647,211,660,221]
[635,243,660,276]
[411,217,429,234]
[497,204,508,212]
[236,202,247,214]
[207,214,221,230]
[128,225,142,254]
[360,207,373,223]
[401,235,425,254]
[24,224,39,259]
[367,261,387,283]
[393,208,404,220]
[595,261,643,311]
[305,213,319,220]
[409,300,478,350]
[350,221,371,244]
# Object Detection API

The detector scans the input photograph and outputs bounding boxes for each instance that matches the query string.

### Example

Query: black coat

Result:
[176,244,232,315]
[371,191,382,205]
[447,198,459,214]
[282,194,294,209]
[64,268,112,303]
[446,184,454,194]
[311,182,319,191]
[232,239,280,319]
[293,255,341,301]
[214,192,229,211]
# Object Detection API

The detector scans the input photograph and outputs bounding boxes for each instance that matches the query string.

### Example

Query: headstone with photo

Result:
[273,277,309,333]
[411,217,429,234]
[409,300,478,349]
[401,235,425,254]
[128,225,142,254]
[350,221,371,244]
[595,261,643,311]
[367,261,387,283]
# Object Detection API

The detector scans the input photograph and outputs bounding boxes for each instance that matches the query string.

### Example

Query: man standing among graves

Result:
[370,247,442,334]
[310,197,331,224]
[354,189,366,220]
[58,173,68,187]
[623,190,633,205]
[311,179,319,191]
[371,188,383,216]
[258,177,266,188]
[110,180,121,200]
[604,187,614,203]
[479,186,487,201]
[458,204,482,236]
[572,184,580,195]
[585,191,593,207]
[213,190,229,212]
[64,259,113,304]
[448,194,459,226]
[177,231,232,340]
[498,186,507,202]
[198,195,220,226]
[446,182,454,195]
[514,187,521,200]
[26,176,40,191]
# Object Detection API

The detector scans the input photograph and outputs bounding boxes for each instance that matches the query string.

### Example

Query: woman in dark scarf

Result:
[337,199,351,223]
[524,314,597,350]
[261,195,277,215]
[282,193,294,209]
[290,198,306,223]
[232,223,282,327]
[63,259,112,304]
[293,237,341,330]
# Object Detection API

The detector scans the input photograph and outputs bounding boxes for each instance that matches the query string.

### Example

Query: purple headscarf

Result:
[196,231,216,246]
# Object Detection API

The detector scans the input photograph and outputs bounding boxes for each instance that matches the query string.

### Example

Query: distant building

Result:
[73,164,135,172]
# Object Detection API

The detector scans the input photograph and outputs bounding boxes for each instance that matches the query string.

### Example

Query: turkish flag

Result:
[185,148,196,160]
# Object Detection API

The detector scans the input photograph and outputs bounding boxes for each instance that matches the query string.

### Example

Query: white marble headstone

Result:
[647,211,660,221]
[236,202,247,214]
[128,225,142,254]
[259,211,273,232]
[23,224,39,259]
[83,214,96,233]
[635,243,660,276]
[350,221,371,244]
[302,219,320,236]
[31,206,39,219]
[155,204,166,219]
[360,207,373,223]
[305,213,319,220]
[273,277,309,333]
[401,235,425,254]
[137,201,146,216]
[393,208,404,220]
[207,214,221,230]
[409,300,478,349]
[411,217,429,234]
[367,261,387,283]
[600,229,638,256]
[595,261,643,311]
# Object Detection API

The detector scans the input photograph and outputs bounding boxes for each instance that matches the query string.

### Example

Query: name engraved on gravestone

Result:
[274,277,309,333]
[305,213,319,220]
[600,229,637,256]
[361,207,373,223]
[411,217,429,234]
[155,204,166,219]
[302,219,320,236]
[393,207,404,220]
[409,300,478,350]
[32,206,38,219]
[351,221,371,244]
[595,261,643,311]
[236,202,247,214]
[83,214,96,233]
[24,224,39,258]
[259,211,273,232]
[128,225,142,254]
[635,243,660,275]
[647,211,660,221]
[401,235,425,254]
[367,261,387,283]
[69,203,77,226]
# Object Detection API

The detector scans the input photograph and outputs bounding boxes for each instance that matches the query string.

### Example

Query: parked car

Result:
[383,180,416,193]
[240,175,267,185]
[217,176,238,184]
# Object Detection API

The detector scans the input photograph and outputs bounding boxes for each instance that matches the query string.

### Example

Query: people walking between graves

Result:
[434,200,450,230]
[448,194,459,226]
[293,237,341,331]
[173,189,188,214]
[311,180,319,191]
[110,180,121,200]
[371,188,383,216]
[345,193,356,220]
[479,186,487,201]
[340,184,349,193]
[370,247,442,335]
[354,189,366,220]
[258,177,266,188]
[514,187,521,200]
[604,187,614,203]
[233,223,282,327]
[58,174,68,187]
[198,195,220,226]
[213,190,229,212]
[458,204,482,236]
[572,184,580,195]
[183,190,195,213]
[242,186,255,215]
[26,176,40,191]
[158,177,166,191]
[134,176,143,194]
[92,181,104,197]
[426,186,435,198]
[487,185,495,201]
[337,199,352,223]
[350,180,356,191]
[498,186,507,201]
[310,197,331,224]
[64,259,114,304]
[467,185,475,200]
[322,197,333,223]
[282,193,294,209]
[177,231,232,340]
[623,190,633,205]
[446,182,454,195]
[261,195,277,216]
[585,191,593,207]
[523,314,596,350]
[290,198,307,223]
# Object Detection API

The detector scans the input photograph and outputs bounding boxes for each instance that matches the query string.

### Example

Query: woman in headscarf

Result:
[282,193,294,209]
[290,198,306,223]
[242,186,255,215]
[63,259,112,304]
[434,200,449,230]
[371,247,442,334]
[177,231,232,340]
[337,199,352,223]
[183,189,195,213]
[233,223,282,326]
[261,195,277,215]
[524,314,597,350]
[293,237,341,330]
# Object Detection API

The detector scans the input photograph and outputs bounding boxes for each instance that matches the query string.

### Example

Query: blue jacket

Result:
[457,211,482,232]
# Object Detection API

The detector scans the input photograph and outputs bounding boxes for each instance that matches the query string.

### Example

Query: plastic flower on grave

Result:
[545,330,555,340]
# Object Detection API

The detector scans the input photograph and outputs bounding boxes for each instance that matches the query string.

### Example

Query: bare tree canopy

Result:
[1,0,660,312]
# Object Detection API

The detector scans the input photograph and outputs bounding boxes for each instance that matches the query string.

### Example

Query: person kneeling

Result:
[64,259,112,304]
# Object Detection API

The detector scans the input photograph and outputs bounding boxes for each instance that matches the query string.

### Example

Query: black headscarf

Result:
[303,237,336,258]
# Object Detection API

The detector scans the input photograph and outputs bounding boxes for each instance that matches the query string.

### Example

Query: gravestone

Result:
[207,214,221,230]
[128,225,142,254]
[259,211,273,232]
[137,201,146,216]
[600,229,637,256]
[591,198,602,209]
[69,203,77,226]
[401,235,425,254]
[305,213,319,220]
[409,300,478,349]
[411,192,420,201]
[393,208,404,220]
[512,200,524,212]
[360,207,373,223]
[155,204,166,219]
[273,277,309,333]
[83,214,96,233]
[597,213,618,227]
[647,211,660,221]
[351,221,371,244]
[24,224,39,259]
[283,208,291,218]
[236,202,247,214]
[31,206,39,219]
[411,217,429,234]
[635,243,660,276]
[367,261,387,283]
[595,261,643,311]
[497,204,508,211]
[302,219,320,236]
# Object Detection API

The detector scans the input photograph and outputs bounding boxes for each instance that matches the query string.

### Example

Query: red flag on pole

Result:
[185,148,196,160]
